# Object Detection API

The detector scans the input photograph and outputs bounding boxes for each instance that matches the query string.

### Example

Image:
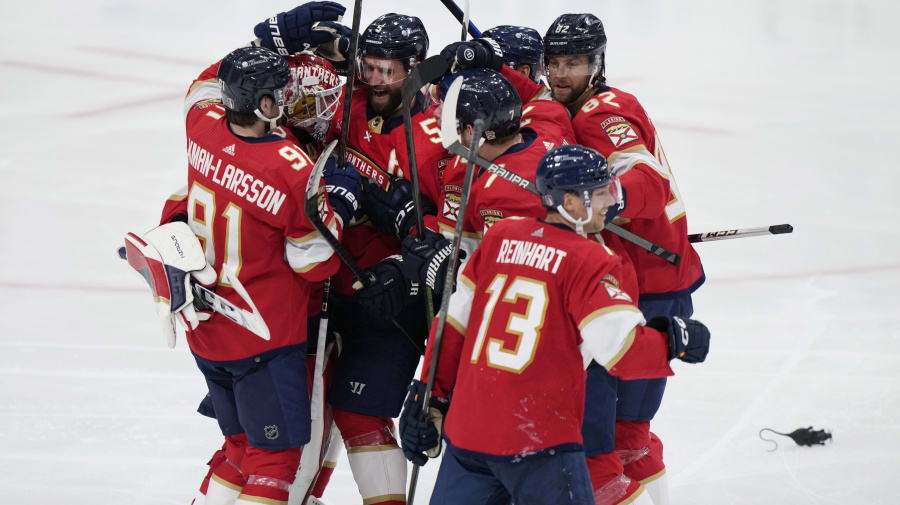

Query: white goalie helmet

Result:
[285,52,343,141]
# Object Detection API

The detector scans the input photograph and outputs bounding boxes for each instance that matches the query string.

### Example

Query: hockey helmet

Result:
[217,47,297,114]
[536,145,615,209]
[357,13,429,85]
[483,25,544,83]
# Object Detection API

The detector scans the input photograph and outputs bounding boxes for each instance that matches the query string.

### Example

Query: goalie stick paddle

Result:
[407,79,484,505]
[439,0,481,39]
[688,223,794,243]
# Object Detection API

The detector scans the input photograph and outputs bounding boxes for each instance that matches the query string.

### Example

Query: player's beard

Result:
[368,84,403,116]
[551,81,587,107]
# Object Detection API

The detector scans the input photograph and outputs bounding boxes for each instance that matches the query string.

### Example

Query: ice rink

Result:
[2,0,899,503]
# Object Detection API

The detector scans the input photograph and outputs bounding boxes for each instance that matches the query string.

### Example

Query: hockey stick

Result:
[407,78,484,505]
[336,0,363,164]
[438,0,481,39]
[120,241,271,340]
[460,0,470,41]
[688,223,793,243]
[306,141,426,354]
[440,131,682,265]
[401,55,453,324]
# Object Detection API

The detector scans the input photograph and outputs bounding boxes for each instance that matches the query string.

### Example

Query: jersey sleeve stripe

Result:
[578,304,643,330]
[579,308,645,370]
[607,146,666,179]
[446,277,476,331]
[446,314,466,335]
[184,81,222,119]
[285,219,339,273]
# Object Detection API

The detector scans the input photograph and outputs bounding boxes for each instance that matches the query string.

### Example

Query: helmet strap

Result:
[254,107,284,134]
[556,205,592,237]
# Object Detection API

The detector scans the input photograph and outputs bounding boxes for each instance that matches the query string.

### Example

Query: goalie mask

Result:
[285,53,343,142]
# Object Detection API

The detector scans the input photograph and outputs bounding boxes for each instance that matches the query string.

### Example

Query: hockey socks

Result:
[586,451,647,505]
[236,446,302,505]
[616,421,668,505]
[334,408,407,504]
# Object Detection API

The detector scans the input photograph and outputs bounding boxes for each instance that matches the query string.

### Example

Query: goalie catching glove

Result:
[646,315,711,363]
[123,222,217,348]
[399,380,448,466]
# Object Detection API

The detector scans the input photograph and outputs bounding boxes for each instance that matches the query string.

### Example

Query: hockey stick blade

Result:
[687,223,794,243]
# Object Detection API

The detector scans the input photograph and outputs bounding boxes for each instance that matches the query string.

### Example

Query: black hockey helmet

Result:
[543,14,606,84]
[536,145,614,209]
[453,69,522,142]
[483,25,544,83]
[217,47,295,113]
[358,13,428,72]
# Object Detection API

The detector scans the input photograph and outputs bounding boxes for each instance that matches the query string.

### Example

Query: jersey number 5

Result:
[470,275,548,374]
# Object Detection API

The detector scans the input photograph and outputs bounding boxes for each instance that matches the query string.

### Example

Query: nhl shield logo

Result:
[264,425,279,440]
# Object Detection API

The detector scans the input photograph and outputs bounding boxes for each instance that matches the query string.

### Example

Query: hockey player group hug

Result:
[124,2,711,504]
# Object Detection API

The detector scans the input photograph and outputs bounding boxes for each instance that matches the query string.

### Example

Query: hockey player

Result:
[481,25,544,84]
[127,43,357,505]
[399,145,710,505]
[315,13,458,505]
[541,13,707,505]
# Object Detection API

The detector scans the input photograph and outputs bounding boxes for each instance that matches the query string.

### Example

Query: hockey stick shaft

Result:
[336,0,363,164]
[439,0,481,38]
[688,223,793,243]
[605,223,681,266]
[460,0,470,41]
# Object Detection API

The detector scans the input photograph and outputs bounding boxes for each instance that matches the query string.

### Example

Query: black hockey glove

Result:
[322,157,362,227]
[254,2,346,55]
[453,38,504,72]
[399,380,444,465]
[401,229,464,295]
[360,177,435,239]
[354,256,416,320]
[646,316,711,363]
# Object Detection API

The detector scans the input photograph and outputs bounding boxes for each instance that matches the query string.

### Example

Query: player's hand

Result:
[322,157,361,227]
[360,177,434,239]
[647,316,711,363]
[123,222,217,348]
[401,229,464,294]
[452,38,504,72]
[604,181,626,225]
[354,256,416,320]
[311,21,351,74]
[254,2,346,55]
[399,380,443,465]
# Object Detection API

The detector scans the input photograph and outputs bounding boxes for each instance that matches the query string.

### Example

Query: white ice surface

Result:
[1,1,899,504]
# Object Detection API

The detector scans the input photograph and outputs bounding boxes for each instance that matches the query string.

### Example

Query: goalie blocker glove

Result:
[253,1,346,56]
[354,255,419,320]
[123,222,217,348]
[399,380,448,466]
[646,315,711,363]
[321,156,362,227]
[360,177,435,239]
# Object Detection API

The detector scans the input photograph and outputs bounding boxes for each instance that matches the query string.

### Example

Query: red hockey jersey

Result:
[573,87,704,297]
[177,61,342,361]
[422,217,673,457]
[325,86,450,294]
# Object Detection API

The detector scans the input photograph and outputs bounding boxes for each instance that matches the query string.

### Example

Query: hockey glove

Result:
[360,177,435,239]
[254,2,346,56]
[354,255,417,320]
[401,229,463,295]
[322,157,362,227]
[646,316,711,363]
[604,181,627,225]
[310,21,351,74]
[399,380,444,465]
[123,222,217,348]
[453,38,504,72]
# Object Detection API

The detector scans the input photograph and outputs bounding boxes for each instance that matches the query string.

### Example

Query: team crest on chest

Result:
[605,123,639,148]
